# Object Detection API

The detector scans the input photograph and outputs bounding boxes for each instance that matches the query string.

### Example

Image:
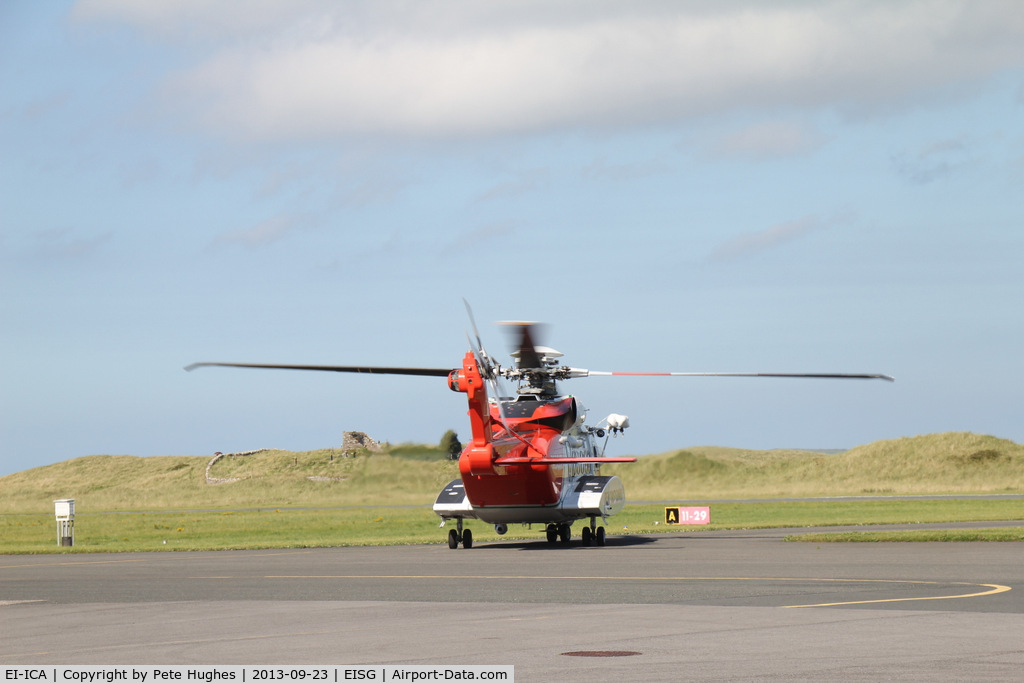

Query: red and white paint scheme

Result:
[434,346,634,548]
[187,303,892,548]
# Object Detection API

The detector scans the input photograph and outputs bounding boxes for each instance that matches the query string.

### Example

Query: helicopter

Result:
[186,304,893,549]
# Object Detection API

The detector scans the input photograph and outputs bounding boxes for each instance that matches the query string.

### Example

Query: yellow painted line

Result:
[260,574,1012,608]
[191,576,235,579]
[782,582,1013,608]
[0,550,311,571]
[4,564,1009,609]
[0,558,149,569]
[248,550,318,557]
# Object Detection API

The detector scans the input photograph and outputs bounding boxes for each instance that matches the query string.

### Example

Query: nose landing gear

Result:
[446,518,473,549]
[580,517,606,546]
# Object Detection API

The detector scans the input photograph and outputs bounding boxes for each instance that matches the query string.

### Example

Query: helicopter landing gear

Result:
[446,519,473,549]
[581,517,606,546]
[544,523,571,545]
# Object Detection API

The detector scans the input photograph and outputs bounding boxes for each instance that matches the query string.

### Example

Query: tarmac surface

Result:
[3,522,1023,681]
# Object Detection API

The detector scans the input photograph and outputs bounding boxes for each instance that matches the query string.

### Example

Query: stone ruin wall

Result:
[341,431,382,454]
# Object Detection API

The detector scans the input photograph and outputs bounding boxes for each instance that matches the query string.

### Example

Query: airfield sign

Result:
[665,506,710,525]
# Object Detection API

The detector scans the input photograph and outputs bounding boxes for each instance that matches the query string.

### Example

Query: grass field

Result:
[1,432,1022,553]
[2,499,1022,554]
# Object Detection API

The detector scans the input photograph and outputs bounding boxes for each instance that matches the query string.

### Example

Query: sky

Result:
[2,0,1023,477]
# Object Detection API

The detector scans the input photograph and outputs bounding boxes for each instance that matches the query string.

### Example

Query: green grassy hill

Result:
[1,433,1022,514]
[0,445,459,513]
[604,432,1024,500]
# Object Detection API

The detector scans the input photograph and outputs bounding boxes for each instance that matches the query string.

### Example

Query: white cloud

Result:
[71,0,329,42]
[446,222,515,251]
[709,215,826,262]
[475,169,549,202]
[31,228,113,260]
[582,156,671,182]
[211,213,312,249]
[708,121,830,160]
[891,136,975,184]
[75,0,1024,142]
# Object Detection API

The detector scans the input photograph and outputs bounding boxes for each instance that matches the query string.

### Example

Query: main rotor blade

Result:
[582,371,895,381]
[185,362,453,377]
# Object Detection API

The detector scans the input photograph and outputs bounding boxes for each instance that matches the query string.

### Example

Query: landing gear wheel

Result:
[448,529,459,549]
[546,524,558,544]
[462,528,473,549]
[581,526,593,546]
[595,526,606,546]
[558,523,571,545]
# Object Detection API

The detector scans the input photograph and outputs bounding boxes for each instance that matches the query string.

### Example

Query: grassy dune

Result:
[2,433,1022,514]
[0,445,459,513]
[603,432,1024,499]
[1,433,1021,552]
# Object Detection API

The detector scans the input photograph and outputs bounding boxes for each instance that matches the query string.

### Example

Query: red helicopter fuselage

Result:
[437,351,630,527]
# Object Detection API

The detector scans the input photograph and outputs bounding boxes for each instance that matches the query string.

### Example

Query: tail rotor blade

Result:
[463,299,496,378]
[463,299,485,358]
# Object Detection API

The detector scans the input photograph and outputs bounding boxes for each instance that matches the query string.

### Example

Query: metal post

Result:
[54,499,75,547]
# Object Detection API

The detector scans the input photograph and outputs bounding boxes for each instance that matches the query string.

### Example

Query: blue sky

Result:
[3,1,1023,476]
